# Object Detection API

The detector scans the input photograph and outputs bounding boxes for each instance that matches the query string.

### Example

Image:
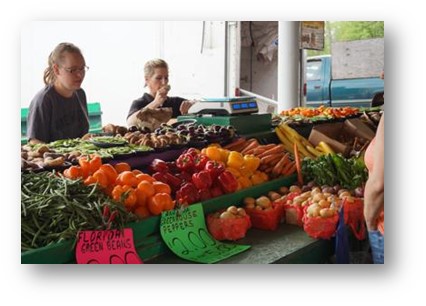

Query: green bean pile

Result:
[21,172,136,252]
[39,139,153,158]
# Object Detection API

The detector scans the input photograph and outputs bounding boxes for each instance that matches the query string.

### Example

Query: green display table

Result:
[147,224,334,264]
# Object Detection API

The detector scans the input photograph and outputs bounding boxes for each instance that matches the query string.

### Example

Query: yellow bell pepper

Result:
[237,176,253,189]
[251,171,269,185]
[226,167,241,179]
[219,148,230,163]
[243,154,260,172]
[205,146,222,161]
[227,151,244,169]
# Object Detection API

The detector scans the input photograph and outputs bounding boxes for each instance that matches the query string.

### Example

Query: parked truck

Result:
[305,38,384,108]
[305,55,384,108]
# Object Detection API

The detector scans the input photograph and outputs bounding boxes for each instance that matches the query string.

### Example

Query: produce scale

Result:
[179,96,271,135]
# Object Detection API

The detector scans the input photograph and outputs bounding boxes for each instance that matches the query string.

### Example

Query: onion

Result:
[354,187,364,198]
[307,181,316,188]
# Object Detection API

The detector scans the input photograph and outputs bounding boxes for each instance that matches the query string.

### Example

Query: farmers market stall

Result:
[21,105,381,264]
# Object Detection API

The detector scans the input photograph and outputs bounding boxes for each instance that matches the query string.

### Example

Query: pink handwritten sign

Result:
[76,228,143,264]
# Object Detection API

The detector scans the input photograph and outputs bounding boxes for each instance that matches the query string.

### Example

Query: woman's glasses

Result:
[61,66,90,75]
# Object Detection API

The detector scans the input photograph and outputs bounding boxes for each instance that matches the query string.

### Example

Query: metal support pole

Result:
[277,21,300,112]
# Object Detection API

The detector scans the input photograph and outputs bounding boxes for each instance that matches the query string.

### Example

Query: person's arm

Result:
[179,100,196,115]
[145,85,170,110]
[364,113,384,230]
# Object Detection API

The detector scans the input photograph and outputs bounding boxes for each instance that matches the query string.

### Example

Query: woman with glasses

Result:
[27,42,90,144]
[126,58,195,129]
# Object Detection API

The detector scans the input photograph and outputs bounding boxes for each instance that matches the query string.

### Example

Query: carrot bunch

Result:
[224,138,296,178]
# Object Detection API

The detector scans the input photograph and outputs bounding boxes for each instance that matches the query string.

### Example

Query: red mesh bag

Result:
[283,204,304,227]
[207,212,251,241]
[343,197,366,240]
[245,203,283,231]
[303,214,339,239]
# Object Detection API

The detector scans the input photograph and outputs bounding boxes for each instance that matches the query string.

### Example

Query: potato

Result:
[344,196,355,204]
[319,208,334,218]
[36,145,50,155]
[289,185,301,193]
[312,193,326,203]
[256,196,271,209]
[318,199,330,208]
[338,189,350,196]
[227,206,238,215]
[339,191,351,199]
[116,126,128,136]
[220,211,235,219]
[301,191,312,198]
[307,204,321,218]
[292,196,304,204]
[44,156,65,167]
[307,203,319,214]
[103,123,116,134]
[237,208,247,217]
[268,191,281,201]
[243,197,256,207]
[278,186,289,195]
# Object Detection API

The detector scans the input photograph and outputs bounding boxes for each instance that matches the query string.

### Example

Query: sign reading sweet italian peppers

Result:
[160,204,250,263]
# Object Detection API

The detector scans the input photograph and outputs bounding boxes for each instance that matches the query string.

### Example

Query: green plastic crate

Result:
[21,102,103,144]
[21,175,296,264]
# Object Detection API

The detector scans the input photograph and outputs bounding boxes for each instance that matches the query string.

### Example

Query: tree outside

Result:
[307,21,384,57]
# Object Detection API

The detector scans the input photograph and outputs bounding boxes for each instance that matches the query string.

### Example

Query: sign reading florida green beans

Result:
[160,204,250,263]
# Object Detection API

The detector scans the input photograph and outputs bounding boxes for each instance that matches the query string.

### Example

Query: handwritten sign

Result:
[160,204,250,263]
[76,228,143,264]
[300,21,325,50]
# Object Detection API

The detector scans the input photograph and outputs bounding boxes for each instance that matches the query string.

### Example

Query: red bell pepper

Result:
[210,182,223,198]
[176,153,195,172]
[217,170,238,194]
[176,171,193,184]
[163,172,182,189]
[153,172,182,190]
[176,182,199,204]
[192,170,212,190]
[194,154,209,171]
[204,160,225,180]
[184,147,201,157]
[149,159,169,173]
[198,188,212,201]
[152,172,168,184]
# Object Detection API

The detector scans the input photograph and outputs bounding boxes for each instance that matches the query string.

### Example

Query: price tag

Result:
[76,228,143,264]
[160,203,250,263]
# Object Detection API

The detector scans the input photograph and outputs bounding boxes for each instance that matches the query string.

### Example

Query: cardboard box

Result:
[308,119,375,157]
[344,118,375,141]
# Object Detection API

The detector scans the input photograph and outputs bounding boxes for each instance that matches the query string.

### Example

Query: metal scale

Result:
[177,96,272,135]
